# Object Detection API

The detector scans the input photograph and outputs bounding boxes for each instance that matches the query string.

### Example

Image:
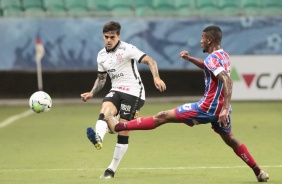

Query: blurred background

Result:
[0,0,281,100]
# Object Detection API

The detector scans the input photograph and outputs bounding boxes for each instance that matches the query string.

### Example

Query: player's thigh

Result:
[101,101,118,115]
[211,115,232,135]
[119,92,144,121]
[155,109,179,123]
[175,102,212,126]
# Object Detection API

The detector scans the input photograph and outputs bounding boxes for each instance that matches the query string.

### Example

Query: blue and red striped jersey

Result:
[198,49,231,116]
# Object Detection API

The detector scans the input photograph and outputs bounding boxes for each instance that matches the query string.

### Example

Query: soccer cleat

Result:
[100,168,115,179]
[86,126,102,150]
[257,170,269,182]
[104,107,118,134]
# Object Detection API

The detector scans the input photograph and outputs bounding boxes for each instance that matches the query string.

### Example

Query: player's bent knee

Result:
[155,111,170,123]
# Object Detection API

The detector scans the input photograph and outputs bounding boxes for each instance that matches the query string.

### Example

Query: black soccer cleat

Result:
[100,168,115,179]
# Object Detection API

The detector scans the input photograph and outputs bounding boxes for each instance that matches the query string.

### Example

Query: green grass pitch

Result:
[0,101,281,184]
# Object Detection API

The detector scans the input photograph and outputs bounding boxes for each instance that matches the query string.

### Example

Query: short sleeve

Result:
[97,54,106,72]
[204,56,224,76]
[127,44,145,62]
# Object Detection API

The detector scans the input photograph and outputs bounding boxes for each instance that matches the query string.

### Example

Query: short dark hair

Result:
[103,21,121,35]
[203,26,222,43]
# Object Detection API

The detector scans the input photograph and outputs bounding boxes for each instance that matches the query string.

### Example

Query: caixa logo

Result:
[231,67,282,89]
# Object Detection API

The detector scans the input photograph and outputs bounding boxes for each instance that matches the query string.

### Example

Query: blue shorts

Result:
[174,102,231,135]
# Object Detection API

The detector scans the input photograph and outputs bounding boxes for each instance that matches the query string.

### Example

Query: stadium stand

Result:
[153,0,177,17]
[239,0,261,16]
[86,0,111,17]
[219,0,241,16]
[174,0,194,17]
[261,0,282,16]
[43,0,66,17]
[1,0,23,17]
[195,0,219,17]
[65,0,89,17]
[0,0,282,17]
[22,0,45,17]
[108,0,135,17]
[134,0,155,17]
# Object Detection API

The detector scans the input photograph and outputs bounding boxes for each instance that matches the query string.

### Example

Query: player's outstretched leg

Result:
[104,107,118,133]
[86,126,102,150]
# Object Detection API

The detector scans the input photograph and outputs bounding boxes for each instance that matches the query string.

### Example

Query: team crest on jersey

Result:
[207,57,220,70]
[116,53,123,62]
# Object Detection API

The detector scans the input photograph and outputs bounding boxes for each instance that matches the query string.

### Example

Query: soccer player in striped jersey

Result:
[104,25,269,182]
[80,21,166,179]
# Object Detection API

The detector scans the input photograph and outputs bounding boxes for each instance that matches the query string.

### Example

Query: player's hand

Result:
[179,50,190,61]
[217,108,229,127]
[80,92,93,102]
[154,77,166,92]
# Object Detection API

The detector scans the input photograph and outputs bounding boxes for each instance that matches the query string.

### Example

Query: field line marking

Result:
[0,110,33,129]
[0,165,281,172]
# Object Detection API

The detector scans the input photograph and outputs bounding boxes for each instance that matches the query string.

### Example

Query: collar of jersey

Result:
[105,40,121,53]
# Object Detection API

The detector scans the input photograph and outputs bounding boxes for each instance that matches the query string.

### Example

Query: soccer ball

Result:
[29,91,52,113]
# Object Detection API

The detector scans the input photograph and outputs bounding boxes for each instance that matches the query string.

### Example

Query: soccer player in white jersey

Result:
[80,21,166,179]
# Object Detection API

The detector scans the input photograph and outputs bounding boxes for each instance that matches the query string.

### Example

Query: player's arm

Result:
[81,72,107,102]
[140,55,166,92]
[217,71,233,126]
[179,50,204,69]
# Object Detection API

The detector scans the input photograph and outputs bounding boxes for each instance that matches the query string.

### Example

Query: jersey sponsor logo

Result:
[116,86,130,91]
[109,73,124,79]
[121,104,131,112]
[107,69,116,72]
[123,112,130,115]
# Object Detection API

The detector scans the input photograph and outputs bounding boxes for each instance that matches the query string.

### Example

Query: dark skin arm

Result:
[217,71,233,127]
[179,50,204,69]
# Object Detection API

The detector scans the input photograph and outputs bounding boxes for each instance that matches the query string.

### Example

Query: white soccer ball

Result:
[29,91,52,113]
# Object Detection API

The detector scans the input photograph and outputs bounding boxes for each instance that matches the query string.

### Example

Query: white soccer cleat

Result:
[257,170,269,182]
[104,107,118,134]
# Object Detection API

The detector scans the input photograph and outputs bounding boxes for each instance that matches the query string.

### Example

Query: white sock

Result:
[95,120,108,141]
[108,143,128,172]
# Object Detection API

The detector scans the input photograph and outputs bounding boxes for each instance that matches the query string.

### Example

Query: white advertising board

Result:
[231,55,282,100]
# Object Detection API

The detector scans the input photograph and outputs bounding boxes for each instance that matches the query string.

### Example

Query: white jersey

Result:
[97,41,146,100]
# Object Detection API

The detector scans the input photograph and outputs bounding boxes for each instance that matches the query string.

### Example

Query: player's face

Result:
[103,31,120,50]
[201,32,210,53]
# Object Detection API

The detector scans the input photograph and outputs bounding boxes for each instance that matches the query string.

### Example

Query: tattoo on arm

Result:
[217,71,233,108]
[90,73,107,95]
[141,55,160,78]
